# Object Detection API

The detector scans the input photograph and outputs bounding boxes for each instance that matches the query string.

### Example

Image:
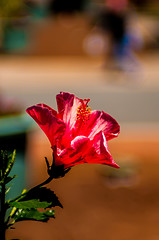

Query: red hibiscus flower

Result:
[26,92,120,169]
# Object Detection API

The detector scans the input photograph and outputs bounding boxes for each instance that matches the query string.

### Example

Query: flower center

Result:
[76,99,91,125]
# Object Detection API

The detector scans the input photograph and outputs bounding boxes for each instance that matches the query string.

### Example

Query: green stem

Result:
[9,155,56,204]
[0,178,6,240]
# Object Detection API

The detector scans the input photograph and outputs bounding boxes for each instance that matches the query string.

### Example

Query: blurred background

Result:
[0,0,159,239]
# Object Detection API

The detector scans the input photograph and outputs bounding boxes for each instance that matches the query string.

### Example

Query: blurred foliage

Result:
[129,0,159,17]
[0,0,26,19]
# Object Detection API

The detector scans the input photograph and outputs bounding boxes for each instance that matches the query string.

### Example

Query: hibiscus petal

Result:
[26,104,66,146]
[56,92,74,113]
[87,111,120,141]
[54,134,118,169]
[92,132,119,168]
[71,135,89,150]
[56,92,81,130]
[36,103,58,116]
[54,136,91,168]
[67,132,119,168]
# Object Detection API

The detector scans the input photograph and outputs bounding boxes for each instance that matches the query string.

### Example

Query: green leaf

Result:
[18,187,63,208]
[4,150,16,178]
[0,150,16,183]
[44,209,55,217]
[5,186,11,195]
[4,175,17,185]
[0,150,7,181]
[9,199,52,209]
[13,208,55,223]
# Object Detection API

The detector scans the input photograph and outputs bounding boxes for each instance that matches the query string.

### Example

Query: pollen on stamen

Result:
[76,99,91,125]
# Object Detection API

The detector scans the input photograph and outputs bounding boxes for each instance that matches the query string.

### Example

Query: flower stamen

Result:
[76,99,91,125]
